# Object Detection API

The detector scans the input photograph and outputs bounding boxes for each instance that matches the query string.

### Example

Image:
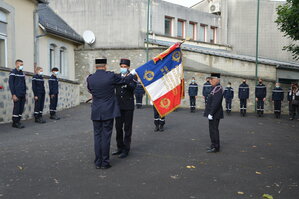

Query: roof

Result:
[147,38,299,71]
[37,3,84,44]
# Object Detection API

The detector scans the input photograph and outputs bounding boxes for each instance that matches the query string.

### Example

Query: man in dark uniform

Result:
[49,67,60,120]
[32,67,46,123]
[204,73,223,153]
[238,79,249,117]
[202,77,212,105]
[154,106,165,132]
[188,77,198,113]
[272,82,284,118]
[112,59,137,159]
[287,83,294,118]
[255,78,267,117]
[223,82,234,114]
[134,79,145,109]
[9,59,26,128]
[87,58,135,169]
[289,83,299,120]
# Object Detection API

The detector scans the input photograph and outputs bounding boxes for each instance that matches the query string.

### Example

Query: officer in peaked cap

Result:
[204,73,224,153]
[113,58,137,159]
[87,57,136,169]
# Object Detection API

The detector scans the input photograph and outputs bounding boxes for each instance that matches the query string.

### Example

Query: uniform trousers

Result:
[93,119,113,167]
[12,96,26,122]
[115,110,134,153]
[154,107,165,126]
[50,94,58,116]
[257,98,264,114]
[274,100,281,114]
[34,94,45,118]
[209,119,220,150]
[225,99,232,111]
[240,99,247,113]
[190,96,196,110]
[135,94,143,108]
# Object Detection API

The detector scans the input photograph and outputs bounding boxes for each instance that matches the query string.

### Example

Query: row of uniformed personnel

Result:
[9,59,60,129]
[188,77,298,119]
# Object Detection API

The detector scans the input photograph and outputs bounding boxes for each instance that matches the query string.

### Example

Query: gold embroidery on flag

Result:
[144,70,154,81]
[160,98,171,109]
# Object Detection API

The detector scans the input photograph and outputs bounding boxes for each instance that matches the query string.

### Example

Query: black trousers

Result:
[225,98,232,111]
[93,119,113,167]
[154,106,165,126]
[240,99,247,113]
[34,94,45,118]
[12,96,26,122]
[50,94,58,116]
[291,104,299,118]
[274,100,281,114]
[115,110,134,152]
[135,94,143,108]
[190,96,196,110]
[257,98,264,114]
[209,119,220,150]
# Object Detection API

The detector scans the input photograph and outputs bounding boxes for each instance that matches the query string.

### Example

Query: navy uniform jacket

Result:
[32,74,45,96]
[87,70,134,121]
[134,82,145,95]
[49,75,59,95]
[272,87,284,101]
[255,83,267,99]
[238,83,249,99]
[115,73,137,110]
[204,83,224,119]
[202,81,212,97]
[223,87,234,100]
[188,83,198,97]
[9,68,26,97]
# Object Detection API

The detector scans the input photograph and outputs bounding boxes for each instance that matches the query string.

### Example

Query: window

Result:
[0,10,7,36]
[188,22,197,40]
[210,26,217,44]
[165,16,173,36]
[177,19,185,38]
[0,10,7,67]
[49,44,56,71]
[59,47,66,74]
[199,24,207,42]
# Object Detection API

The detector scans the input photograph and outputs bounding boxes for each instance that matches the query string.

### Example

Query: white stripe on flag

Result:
[146,64,183,101]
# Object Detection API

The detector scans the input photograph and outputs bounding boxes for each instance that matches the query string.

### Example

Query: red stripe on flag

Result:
[153,84,182,117]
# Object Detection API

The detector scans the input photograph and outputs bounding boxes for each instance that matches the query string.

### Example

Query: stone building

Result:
[49,0,299,113]
[0,0,83,123]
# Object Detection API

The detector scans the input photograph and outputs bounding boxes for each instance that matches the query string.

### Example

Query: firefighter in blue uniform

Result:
[188,77,198,112]
[202,77,212,105]
[112,59,137,159]
[154,105,165,132]
[32,67,46,123]
[204,73,224,153]
[49,67,60,120]
[223,81,234,114]
[272,82,284,118]
[87,58,135,169]
[255,78,267,117]
[9,59,26,128]
[238,79,249,116]
[134,79,145,109]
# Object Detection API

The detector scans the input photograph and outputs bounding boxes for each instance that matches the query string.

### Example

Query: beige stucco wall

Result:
[3,0,35,71]
[38,32,76,80]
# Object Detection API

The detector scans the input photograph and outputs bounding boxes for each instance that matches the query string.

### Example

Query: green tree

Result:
[276,0,299,60]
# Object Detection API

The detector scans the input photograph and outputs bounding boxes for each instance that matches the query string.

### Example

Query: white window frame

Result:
[59,47,67,76]
[165,16,174,37]
[49,44,56,72]
[200,24,207,42]
[210,26,217,44]
[0,35,7,67]
[177,19,186,38]
[189,21,197,40]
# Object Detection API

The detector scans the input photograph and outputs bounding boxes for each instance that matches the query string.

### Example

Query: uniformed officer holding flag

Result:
[272,82,284,118]
[87,58,135,169]
[204,73,224,153]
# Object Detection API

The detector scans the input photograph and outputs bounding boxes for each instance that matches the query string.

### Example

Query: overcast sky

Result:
[163,0,202,7]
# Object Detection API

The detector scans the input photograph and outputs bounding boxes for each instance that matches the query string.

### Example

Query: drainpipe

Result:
[145,0,151,105]
[255,0,260,112]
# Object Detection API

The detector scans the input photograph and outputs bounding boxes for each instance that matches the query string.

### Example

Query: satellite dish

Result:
[83,30,96,45]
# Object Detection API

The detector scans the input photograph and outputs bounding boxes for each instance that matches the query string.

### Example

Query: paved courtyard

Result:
[0,104,298,199]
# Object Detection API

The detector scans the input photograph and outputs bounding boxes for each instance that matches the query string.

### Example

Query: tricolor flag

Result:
[136,42,184,117]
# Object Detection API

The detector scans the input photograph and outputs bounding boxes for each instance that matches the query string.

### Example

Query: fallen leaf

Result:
[186,165,196,169]
[256,171,262,175]
[17,166,23,170]
[262,194,273,199]
[170,175,179,179]
[237,191,244,195]
[252,145,257,148]
[53,179,59,184]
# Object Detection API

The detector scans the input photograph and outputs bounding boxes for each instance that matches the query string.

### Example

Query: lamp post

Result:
[146,0,151,105]
[255,0,260,112]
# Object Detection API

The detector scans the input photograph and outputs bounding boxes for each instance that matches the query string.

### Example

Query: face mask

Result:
[54,71,59,75]
[39,72,43,75]
[120,68,128,74]
[191,80,195,83]
[243,81,246,83]
[227,85,231,87]
[19,66,24,71]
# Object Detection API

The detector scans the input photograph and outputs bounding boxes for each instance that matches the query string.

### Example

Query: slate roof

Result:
[147,38,299,71]
[38,3,84,44]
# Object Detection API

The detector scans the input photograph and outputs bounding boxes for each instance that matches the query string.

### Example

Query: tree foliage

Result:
[276,0,299,60]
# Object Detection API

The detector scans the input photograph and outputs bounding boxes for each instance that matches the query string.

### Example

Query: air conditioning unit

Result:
[209,2,221,13]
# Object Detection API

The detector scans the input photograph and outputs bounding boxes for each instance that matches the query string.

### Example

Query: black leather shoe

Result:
[50,115,60,120]
[101,164,112,169]
[36,118,46,124]
[112,150,122,156]
[118,152,128,159]
[159,125,164,132]
[12,122,25,129]
[154,126,159,132]
[207,148,219,153]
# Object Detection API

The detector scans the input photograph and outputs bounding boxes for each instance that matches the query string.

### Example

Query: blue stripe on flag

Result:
[136,48,182,87]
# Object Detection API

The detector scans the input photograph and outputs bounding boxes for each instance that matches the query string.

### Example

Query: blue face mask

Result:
[191,80,195,83]
[54,71,59,75]
[19,66,24,71]
[39,72,43,75]
[120,68,128,74]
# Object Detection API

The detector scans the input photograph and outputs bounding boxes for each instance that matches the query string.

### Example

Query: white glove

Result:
[130,69,137,75]
[208,114,213,120]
